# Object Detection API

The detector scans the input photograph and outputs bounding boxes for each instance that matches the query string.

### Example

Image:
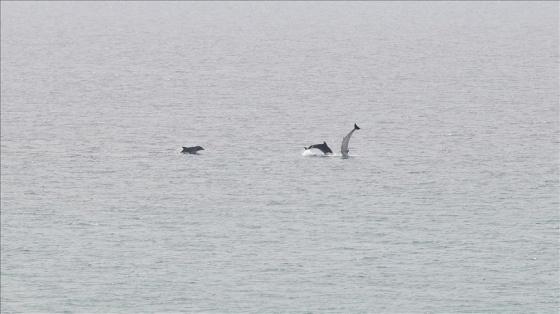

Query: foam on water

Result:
[301,149,332,157]
[302,149,358,158]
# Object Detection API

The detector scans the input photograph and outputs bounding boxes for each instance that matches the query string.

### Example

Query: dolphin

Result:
[340,123,360,158]
[182,146,204,154]
[304,141,333,155]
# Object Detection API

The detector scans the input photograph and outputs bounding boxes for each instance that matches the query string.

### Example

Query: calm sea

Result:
[1,2,558,313]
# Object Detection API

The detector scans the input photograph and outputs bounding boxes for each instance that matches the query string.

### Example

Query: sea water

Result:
[1,2,558,312]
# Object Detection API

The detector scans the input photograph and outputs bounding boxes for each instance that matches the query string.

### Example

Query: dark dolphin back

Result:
[308,142,333,154]
[182,146,204,154]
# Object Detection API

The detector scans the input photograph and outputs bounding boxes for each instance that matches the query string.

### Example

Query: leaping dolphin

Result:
[304,141,333,155]
[182,146,204,154]
[340,123,360,158]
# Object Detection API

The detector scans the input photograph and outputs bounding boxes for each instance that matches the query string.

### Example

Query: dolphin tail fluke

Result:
[354,123,360,130]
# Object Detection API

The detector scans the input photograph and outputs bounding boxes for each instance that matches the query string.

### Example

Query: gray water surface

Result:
[1,2,559,313]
